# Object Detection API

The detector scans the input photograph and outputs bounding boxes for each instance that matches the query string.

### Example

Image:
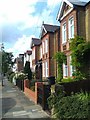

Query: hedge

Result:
[48,91,90,119]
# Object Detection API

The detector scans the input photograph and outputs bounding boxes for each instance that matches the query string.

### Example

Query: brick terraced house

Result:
[40,23,60,80]
[31,38,42,79]
[15,54,24,72]
[57,0,90,78]
[24,50,32,68]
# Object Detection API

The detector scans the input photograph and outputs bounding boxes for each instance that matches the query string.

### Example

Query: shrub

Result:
[48,91,90,119]
[61,77,74,83]
[14,72,27,80]
[9,72,15,83]
[29,79,42,91]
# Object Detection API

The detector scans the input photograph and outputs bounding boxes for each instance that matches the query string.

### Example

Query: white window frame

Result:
[68,17,74,39]
[63,63,68,77]
[70,56,75,77]
[32,49,35,60]
[45,39,48,53]
[43,62,45,77]
[43,41,45,54]
[45,61,48,77]
[62,23,67,44]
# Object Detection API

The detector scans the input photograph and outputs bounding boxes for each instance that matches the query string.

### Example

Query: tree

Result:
[2,50,14,75]
[24,61,32,80]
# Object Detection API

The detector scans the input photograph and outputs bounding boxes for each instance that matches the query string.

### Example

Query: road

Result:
[0,77,50,119]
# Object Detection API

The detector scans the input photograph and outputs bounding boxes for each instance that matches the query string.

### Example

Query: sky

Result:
[0,0,89,58]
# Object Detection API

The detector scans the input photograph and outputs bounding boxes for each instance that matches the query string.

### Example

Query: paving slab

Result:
[1,78,50,119]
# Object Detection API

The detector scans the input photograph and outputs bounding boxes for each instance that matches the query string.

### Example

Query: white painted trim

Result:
[57,1,64,20]
[62,22,67,44]
[43,25,47,33]
[60,7,73,21]
[57,0,74,21]
[64,0,73,8]
[68,16,74,39]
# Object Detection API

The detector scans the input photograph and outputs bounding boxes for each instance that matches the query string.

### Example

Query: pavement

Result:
[0,77,51,119]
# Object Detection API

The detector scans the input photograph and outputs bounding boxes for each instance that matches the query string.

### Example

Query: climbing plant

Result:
[54,52,66,82]
[70,36,90,79]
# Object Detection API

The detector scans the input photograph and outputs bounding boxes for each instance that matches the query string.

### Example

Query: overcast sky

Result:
[0,0,89,58]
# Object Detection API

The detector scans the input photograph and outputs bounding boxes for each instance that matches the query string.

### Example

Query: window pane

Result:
[62,23,67,43]
[69,17,74,39]
[45,39,48,53]
[46,61,48,77]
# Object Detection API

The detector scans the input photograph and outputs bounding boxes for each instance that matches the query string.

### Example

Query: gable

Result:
[57,0,87,21]
[41,28,46,38]
[40,24,47,38]
[63,3,72,16]
[57,0,74,21]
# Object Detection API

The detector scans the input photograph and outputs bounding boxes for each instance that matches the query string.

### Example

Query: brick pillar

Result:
[35,82,38,104]
[24,79,29,91]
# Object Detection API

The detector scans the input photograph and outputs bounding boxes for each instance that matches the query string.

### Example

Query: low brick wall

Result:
[24,80,37,103]
[24,87,36,102]
[24,80,42,104]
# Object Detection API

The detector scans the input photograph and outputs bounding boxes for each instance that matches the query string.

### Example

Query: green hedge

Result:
[48,91,90,119]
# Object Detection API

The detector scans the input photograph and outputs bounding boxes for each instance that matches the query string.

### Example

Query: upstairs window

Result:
[40,46,42,59]
[43,41,45,54]
[69,17,74,39]
[32,49,35,60]
[45,39,48,53]
[62,23,67,44]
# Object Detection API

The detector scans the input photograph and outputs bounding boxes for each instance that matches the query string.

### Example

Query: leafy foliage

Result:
[48,90,90,119]
[61,77,74,83]
[54,52,66,82]
[8,72,15,83]
[14,72,27,80]
[2,51,14,75]
[70,36,90,79]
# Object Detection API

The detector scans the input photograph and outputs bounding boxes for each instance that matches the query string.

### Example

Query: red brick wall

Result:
[60,10,77,77]
[24,80,44,104]
[41,30,60,78]
[60,10,77,53]
[24,80,36,103]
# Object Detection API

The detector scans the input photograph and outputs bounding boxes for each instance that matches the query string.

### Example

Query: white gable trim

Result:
[60,7,73,21]
[40,24,47,38]
[57,0,74,21]
[64,0,73,7]
[43,25,47,34]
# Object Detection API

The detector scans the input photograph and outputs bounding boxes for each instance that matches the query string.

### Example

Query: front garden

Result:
[47,36,90,119]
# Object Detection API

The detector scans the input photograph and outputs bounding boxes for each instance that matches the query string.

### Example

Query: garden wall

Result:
[24,80,44,104]
[55,79,90,95]
[24,80,37,103]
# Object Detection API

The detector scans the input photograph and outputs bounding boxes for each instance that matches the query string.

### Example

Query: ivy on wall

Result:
[70,36,90,80]
[54,52,66,82]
